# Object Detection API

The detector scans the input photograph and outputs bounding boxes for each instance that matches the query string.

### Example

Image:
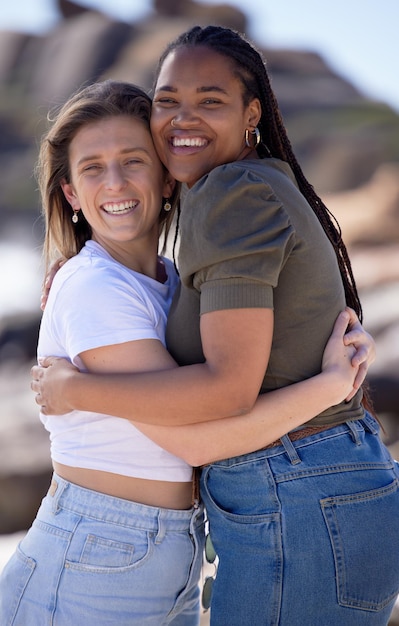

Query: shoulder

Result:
[193,158,296,195]
[178,160,296,285]
[181,159,295,243]
[183,159,297,223]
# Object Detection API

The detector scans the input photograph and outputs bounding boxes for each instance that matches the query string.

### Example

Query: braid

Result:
[171,204,181,276]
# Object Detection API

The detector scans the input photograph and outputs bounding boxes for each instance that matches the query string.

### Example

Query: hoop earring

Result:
[72,209,79,223]
[245,127,261,148]
[163,199,172,212]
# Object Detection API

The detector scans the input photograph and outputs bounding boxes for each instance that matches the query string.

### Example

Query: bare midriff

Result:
[53,462,193,510]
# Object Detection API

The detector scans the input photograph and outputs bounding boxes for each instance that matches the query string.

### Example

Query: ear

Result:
[162,172,176,199]
[61,179,80,211]
[247,97,262,128]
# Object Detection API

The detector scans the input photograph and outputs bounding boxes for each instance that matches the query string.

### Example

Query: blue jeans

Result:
[0,474,205,625]
[200,415,399,625]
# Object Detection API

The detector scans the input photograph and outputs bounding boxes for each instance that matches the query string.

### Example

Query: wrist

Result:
[317,370,349,407]
[62,367,82,412]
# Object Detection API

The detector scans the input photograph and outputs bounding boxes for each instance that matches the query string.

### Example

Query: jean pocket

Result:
[79,534,135,567]
[321,478,399,611]
[65,529,151,573]
[0,546,36,625]
[201,462,278,522]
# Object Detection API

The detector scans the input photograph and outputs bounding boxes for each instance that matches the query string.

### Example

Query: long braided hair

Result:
[154,25,362,318]
[154,25,375,413]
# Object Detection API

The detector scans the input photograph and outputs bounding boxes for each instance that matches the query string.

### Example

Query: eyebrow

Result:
[155,85,228,95]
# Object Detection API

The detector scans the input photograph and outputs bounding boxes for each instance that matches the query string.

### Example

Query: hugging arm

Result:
[130,308,363,465]
[34,306,274,424]
[31,307,371,467]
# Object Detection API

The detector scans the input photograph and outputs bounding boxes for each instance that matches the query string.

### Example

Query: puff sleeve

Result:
[178,162,296,314]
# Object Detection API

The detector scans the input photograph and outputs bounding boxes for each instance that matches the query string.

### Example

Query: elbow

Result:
[176,440,218,467]
[186,444,231,467]
[222,381,259,418]
[185,454,211,468]
[180,450,204,467]
[210,384,255,420]
[165,439,206,467]
[223,399,254,419]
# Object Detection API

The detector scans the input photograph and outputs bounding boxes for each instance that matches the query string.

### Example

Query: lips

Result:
[102,200,138,214]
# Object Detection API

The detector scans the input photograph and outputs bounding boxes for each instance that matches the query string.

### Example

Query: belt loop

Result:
[280,434,301,465]
[346,420,361,445]
[362,413,379,435]
[190,503,203,538]
[49,474,66,514]
[155,510,166,545]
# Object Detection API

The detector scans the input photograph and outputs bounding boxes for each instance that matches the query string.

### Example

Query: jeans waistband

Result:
[48,473,203,532]
[262,422,333,450]
[205,414,379,468]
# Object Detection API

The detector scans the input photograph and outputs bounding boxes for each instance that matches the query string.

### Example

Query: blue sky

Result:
[1,0,398,112]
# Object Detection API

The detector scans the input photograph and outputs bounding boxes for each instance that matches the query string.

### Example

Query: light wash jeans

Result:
[200,414,399,625]
[0,474,205,625]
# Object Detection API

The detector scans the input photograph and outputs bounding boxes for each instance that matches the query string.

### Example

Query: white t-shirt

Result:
[38,240,192,482]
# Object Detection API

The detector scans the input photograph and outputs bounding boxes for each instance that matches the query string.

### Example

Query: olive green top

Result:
[166,158,363,426]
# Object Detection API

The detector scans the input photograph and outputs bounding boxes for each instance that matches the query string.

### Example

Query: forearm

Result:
[134,369,347,466]
[66,363,251,426]
[58,308,271,425]
[33,307,369,429]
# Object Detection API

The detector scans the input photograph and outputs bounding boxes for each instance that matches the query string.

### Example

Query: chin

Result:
[174,167,208,187]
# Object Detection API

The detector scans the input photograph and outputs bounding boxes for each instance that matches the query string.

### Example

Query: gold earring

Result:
[72,209,79,223]
[163,199,172,212]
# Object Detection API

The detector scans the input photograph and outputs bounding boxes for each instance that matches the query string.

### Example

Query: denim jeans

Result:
[0,474,205,625]
[200,414,399,625]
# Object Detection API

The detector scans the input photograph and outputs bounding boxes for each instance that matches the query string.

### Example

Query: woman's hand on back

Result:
[322,308,375,402]
[343,306,376,393]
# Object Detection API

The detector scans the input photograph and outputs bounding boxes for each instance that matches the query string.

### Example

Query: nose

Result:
[171,105,201,127]
[104,163,127,190]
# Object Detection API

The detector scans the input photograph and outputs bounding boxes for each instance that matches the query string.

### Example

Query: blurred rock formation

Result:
[0,0,398,536]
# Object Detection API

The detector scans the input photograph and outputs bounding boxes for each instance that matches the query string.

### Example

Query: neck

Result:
[91,236,160,280]
[242,147,260,161]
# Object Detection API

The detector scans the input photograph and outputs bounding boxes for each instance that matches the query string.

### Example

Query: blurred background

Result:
[0,0,398,619]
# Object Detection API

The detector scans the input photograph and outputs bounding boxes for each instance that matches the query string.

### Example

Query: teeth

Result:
[103,200,137,214]
[172,137,207,147]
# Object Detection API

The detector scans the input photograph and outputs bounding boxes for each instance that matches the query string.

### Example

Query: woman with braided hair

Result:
[31,26,399,625]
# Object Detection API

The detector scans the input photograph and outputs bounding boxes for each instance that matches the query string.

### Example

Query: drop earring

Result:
[163,199,172,212]
[72,209,79,223]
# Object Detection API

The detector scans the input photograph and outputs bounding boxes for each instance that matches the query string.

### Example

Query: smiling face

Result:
[151,46,261,187]
[61,115,174,267]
